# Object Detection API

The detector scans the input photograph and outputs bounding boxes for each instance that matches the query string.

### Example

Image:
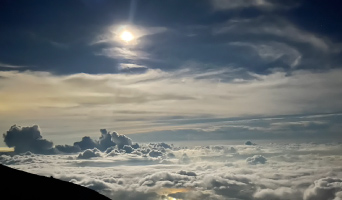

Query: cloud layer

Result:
[1,139,342,200]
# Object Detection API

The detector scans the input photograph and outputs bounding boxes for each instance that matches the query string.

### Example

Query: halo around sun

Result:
[120,31,134,42]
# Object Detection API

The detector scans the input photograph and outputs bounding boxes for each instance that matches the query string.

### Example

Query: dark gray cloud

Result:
[245,141,256,145]
[148,150,163,158]
[55,144,81,153]
[111,131,133,149]
[177,170,197,177]
[2,124,139,155]
[105,190,159,200]
[3,125,54,154]
[74,136,99,151]
[149,142,172,149]
[57,129,120,153]
[60,129,133,154]
[98,129,117,151]
[122,145,134,153]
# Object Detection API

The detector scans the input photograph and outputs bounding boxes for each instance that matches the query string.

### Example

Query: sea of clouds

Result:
[1,125,342,200]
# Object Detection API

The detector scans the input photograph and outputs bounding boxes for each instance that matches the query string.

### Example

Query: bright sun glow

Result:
[120,31,134,42]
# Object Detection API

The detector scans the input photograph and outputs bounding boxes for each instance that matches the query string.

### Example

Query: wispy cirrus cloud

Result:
[229,41,302,68]
[0,62,28,69]
[213,17,332,52]
[211,0,299,11]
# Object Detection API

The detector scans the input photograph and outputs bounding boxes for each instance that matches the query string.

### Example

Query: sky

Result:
[1,1,342,199]
[1,0,342,147]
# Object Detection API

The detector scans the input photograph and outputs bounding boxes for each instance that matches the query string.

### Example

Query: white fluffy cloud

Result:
[1,142,342,200]
[254,187,301,200]
[246,155,267,165]
[77,148,102,159]
[304,177,342,200]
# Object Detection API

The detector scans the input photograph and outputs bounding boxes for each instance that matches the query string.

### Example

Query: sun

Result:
[120,31,134,42]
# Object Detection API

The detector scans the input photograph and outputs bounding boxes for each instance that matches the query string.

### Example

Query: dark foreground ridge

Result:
[0,164,111,200]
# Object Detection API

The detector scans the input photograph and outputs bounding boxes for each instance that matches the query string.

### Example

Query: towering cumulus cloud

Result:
[110,131,133,149]
[98,129,117,151]
[70,130,117,151]
[3,124,136,155]
[3,125,54,154]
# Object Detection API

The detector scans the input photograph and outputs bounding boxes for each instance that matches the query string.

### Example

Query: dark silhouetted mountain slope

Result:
[0,164,111,200]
